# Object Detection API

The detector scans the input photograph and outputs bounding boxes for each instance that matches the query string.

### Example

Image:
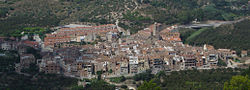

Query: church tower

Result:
[153,22,157,36]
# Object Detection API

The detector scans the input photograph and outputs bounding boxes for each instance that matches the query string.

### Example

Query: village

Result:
[0,21,248,80]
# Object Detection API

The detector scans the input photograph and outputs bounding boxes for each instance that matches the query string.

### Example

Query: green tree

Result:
[133,69,154,81]
[84,79,115,90]
[96,70,103,80]
[121,85,127,89]
[224,75,250,90]
[242,66,250,77]
[21,63,39,75]
[138,80,161,90]
[156,71,166,79]
[110,76,126,83]
[218,59,227,66]
[0,7,9,18]
[108,69,112,73]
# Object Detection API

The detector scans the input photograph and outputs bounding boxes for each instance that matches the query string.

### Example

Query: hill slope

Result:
[181,18,250,54]
[0,0,249,36]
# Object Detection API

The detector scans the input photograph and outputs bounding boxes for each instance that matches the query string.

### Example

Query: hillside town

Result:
[1,0,250,89]
[0,22,248,79]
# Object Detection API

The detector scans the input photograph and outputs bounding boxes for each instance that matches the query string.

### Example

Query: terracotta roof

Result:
[22,40,39,46]
[60,24,116,31]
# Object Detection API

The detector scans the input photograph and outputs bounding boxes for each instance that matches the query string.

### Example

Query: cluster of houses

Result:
[0,22,248,79]
[44,24,122,47]
[0,37,40,72]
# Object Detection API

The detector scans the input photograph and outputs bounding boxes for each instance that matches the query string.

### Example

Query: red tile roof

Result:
[22,40,39,46]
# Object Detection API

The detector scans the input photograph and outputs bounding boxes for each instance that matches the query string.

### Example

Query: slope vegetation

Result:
[0,0,249,35]
[181,19,250,54]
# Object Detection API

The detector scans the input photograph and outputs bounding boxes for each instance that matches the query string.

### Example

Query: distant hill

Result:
[180,18,250,54]
[0,0,249,36]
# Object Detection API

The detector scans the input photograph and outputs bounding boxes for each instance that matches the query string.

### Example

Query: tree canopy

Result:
[224,75,250,90]
[138,80,161,90]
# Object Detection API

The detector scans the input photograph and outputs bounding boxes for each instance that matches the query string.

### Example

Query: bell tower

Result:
[152,22,157,36]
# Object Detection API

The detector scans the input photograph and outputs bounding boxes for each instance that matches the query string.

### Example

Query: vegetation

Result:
[109,76,126,83]
[218,59,227,67]
[0,50,19,72]
[242,66,250,77]
[71,85,84,90]
[0,0,249,35]
[121,85,128,89]
[96,70,103,80]
[138,80,161,90]
[20,63,39,75]
[0,7,9,18]
[185,28,208,42]
[181,19,250,54]
[26,46,42,59]
[2,27,51,40]
[70,78,116,90]
[136,68,249,90]
[0,72,78,90]
[0,14,60,36]
[83,79,116,90]
[223,75,250,90]
[133,70,154,81]
[179,28,197,43]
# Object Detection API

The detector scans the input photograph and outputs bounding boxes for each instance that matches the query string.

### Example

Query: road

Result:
[180,16,250,29]
[227,59,240,68]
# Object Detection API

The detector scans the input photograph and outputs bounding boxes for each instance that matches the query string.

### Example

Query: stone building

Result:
[20,54,36,68]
